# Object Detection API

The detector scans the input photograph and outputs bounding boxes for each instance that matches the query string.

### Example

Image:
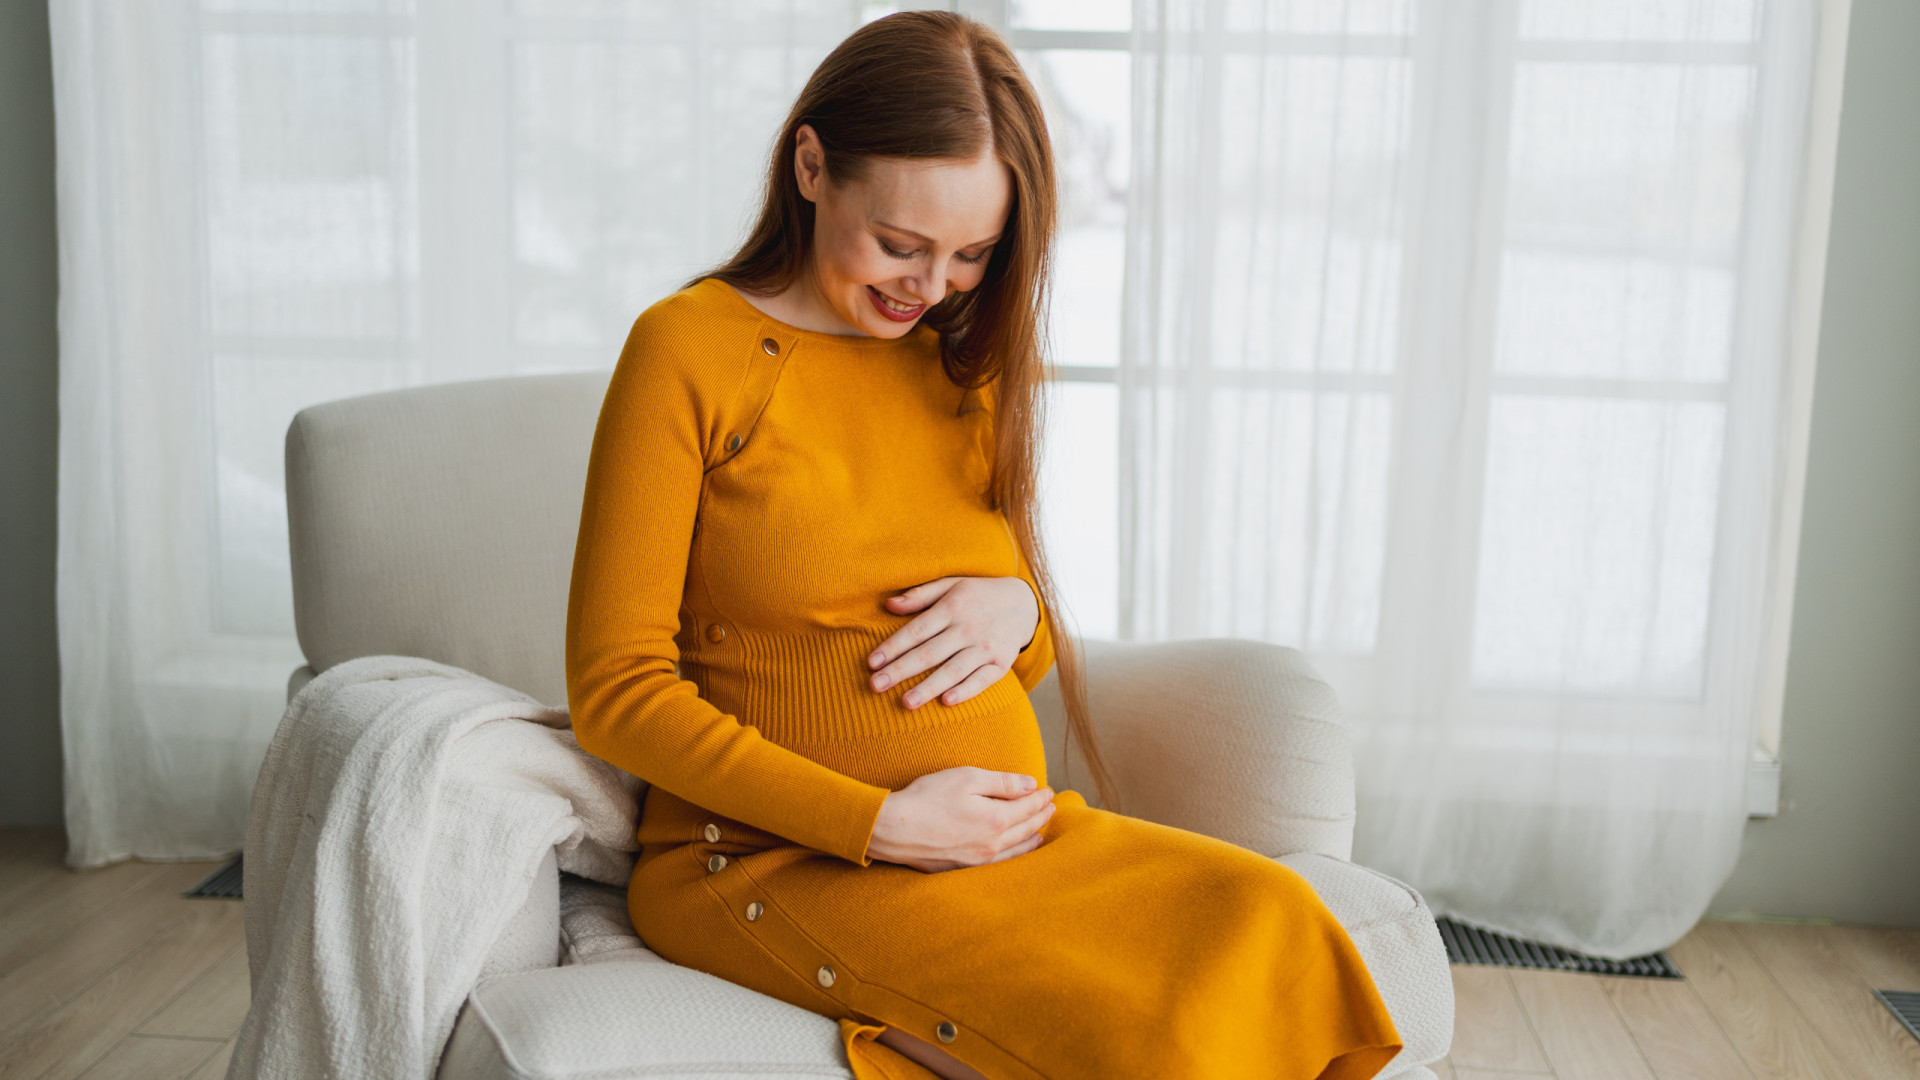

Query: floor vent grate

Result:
[186,854,244,899]
[1878,990,1920,1044]
[1437,917,1682,979]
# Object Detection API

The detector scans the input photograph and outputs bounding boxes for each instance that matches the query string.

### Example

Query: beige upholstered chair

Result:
[282,373,1454,1079]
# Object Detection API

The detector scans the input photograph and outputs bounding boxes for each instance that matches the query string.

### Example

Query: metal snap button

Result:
[936,1021,958,1044]
[706,624,727,644]
[703,823,721,842]
[726,432,743,452]
[816,965,835,988]
[707,854,727,873]
[745,901,763,921]
[761,338,779,356]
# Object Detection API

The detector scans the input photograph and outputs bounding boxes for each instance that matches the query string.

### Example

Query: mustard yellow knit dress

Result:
[565,278,1402,1080]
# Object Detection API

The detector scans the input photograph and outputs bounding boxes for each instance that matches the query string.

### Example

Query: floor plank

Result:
[1735,922,1920,1079]
[138,943,250,1041]
[0,898,243,1080]
[1509,969,1654,1080]
[1449,965,1553,1073]
[0,862,226,1049]
[1602,975,1753,1080]
[73,1035,223,1080]
[0,860,170,978]
[186,1040,233,1080]
[1667,921,1854,1080]
[1824,925,1920,991]
[1454,1071,1554,1080]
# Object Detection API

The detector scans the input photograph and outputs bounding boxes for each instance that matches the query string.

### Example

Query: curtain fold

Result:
[1122,0,1827,957]
[50,0,867,867]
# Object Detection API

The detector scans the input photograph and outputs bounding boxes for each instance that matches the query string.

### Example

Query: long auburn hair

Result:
[695,10,1117,808]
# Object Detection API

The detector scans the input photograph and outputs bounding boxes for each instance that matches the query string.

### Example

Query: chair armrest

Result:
[1030,638,1355,861]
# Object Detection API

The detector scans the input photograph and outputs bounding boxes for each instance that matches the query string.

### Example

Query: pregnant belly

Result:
[781,698,1051,793]
[633,694,1051,857]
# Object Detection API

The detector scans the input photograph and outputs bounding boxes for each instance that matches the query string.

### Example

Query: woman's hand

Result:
[867,766,1056,872]
[868,575,1039,708]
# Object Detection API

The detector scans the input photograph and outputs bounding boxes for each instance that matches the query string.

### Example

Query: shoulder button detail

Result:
[725,432,743,452]
[761,337,780,356]
[706,623,728,644]
[816,965,836,988]
[936,1021,958,1044]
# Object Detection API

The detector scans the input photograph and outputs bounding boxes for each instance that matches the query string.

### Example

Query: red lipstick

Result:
[866,285,926,323]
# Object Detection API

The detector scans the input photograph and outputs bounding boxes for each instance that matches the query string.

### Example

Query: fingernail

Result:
[869,651,883,667]
[903,692,919,707]
[1023,776,1037,791]
[872,673,889,690]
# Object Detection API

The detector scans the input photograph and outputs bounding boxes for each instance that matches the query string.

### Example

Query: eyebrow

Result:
[873,220,1002,249]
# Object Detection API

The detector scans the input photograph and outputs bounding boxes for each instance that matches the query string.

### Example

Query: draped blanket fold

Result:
[229,655,642,1080]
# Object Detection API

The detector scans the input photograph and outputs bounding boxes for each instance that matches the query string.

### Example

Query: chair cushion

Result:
[1281,853,1454,1078]
[437,857,1450,1080]
[438,957,853,1080]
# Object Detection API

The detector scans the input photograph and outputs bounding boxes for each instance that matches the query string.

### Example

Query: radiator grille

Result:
[185,854,244,899]
[1877,990,1920,1044]
[1438,917,1682,979]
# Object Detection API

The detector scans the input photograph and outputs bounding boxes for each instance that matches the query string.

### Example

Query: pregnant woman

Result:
[565,11,1400,1079]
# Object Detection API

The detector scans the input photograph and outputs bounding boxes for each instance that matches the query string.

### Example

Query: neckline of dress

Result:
[702,278,935,351]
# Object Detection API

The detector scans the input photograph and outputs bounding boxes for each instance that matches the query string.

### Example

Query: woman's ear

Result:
[793,123,826,203]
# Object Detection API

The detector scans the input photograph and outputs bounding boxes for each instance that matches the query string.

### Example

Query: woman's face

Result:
[794,123,1012,338]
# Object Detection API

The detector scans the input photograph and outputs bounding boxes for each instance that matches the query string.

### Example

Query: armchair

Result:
[281,373,1453,1079]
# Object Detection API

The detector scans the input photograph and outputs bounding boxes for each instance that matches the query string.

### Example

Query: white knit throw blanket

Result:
[228,656,642,1080]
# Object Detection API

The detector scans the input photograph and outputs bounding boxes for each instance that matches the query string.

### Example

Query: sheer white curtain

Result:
[50,0,872,867]
[1122,0,1829,957]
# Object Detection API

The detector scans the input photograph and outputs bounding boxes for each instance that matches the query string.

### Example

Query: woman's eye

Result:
[878,239,917,260]
[955,248,990,266]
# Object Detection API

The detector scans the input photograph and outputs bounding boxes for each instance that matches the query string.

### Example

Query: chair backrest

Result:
[285,372,612,707]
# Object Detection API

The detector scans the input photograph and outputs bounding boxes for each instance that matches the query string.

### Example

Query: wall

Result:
[1710,0,1920,928]
[0,0,64,828]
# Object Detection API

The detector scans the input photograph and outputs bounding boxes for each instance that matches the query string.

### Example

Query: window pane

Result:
[1519,0,1759,42]
[1472,396,1724,697]
[1506,62,1754,256]
[513,40,699,346]
[1011,0,1129,32]
[512,26,830,347]
[1041,381,1119,638]
[1496,251,1734,382]
[1021,49,1130,367]
[1202,389,1392,653]
[516,0,856,23]
[204,34,417,339]
[1498,61,1753,383]
[204,0,410,12]
[1210,56,1410,374]
[1224,0,1415,35]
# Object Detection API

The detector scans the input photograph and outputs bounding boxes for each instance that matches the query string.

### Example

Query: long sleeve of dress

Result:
[1008,539,1056,694]
[565,308,892,867]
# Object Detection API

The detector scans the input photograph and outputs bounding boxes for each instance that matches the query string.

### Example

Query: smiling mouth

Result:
[866,285,926,322]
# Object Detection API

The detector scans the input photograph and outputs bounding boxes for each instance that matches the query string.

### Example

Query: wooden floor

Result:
[1,829,1916,1079]
[1438,917,1920,1079]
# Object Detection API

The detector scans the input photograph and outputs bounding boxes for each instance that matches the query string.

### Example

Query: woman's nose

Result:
[907,264,948,307]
